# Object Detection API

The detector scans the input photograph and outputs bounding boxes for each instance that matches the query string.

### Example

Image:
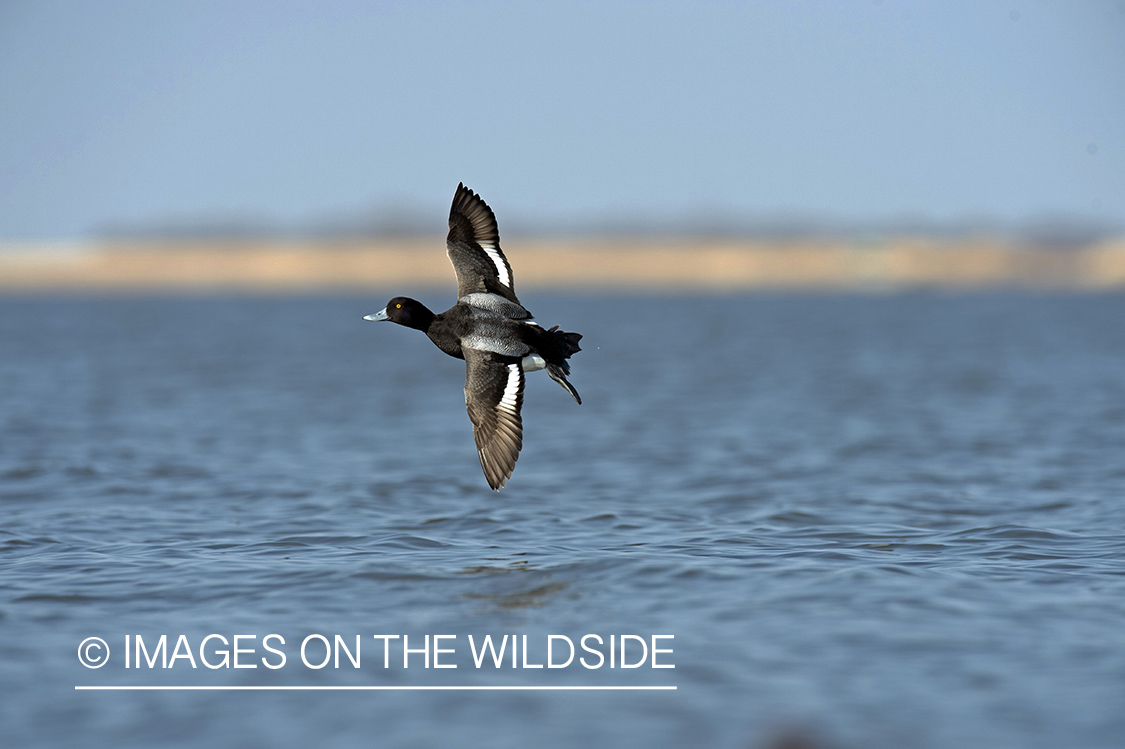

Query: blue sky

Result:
[1,0,1123,240]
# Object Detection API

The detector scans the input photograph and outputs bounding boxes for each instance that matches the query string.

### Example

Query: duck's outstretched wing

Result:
[463,348,524,490]
[447,183,521,305]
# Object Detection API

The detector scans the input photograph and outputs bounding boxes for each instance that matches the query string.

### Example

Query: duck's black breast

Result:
[427,302,538,362]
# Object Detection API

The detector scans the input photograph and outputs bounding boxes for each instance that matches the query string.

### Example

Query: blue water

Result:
[2,292,1124,748]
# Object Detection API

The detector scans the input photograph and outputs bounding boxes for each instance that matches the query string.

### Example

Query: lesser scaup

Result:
[364,183,582,490]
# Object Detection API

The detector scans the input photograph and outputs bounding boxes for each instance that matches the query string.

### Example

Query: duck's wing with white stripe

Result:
[463,349,524,490]
[447,183,521,305]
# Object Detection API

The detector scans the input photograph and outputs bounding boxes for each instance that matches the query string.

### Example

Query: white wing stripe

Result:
[480,241,511,287]
[499,363,520,414]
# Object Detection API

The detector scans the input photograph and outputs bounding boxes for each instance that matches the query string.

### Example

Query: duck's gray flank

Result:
[364,183,582,490]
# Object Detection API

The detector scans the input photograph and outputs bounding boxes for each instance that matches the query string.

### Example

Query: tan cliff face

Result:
[2,237,1124,292]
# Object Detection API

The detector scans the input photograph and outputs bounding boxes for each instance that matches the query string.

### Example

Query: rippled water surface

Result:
[2,293,1124,748]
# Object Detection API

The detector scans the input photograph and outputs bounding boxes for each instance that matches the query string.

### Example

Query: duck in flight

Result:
[364,184,582,490]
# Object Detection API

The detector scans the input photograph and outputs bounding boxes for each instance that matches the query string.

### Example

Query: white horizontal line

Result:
[75,685,676,691]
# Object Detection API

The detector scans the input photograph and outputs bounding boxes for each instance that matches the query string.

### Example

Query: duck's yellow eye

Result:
[396,303,402,309]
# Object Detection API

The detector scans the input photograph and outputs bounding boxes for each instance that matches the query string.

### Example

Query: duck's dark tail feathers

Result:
[557,328,583,356]
[546,325,582,404]
[547,363,582,405]
[547,326,582,363]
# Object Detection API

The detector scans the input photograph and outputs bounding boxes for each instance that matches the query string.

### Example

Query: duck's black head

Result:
[363,297,435,331]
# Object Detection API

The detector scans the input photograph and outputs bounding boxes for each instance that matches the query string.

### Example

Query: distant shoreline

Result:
[2,237,1124,292]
